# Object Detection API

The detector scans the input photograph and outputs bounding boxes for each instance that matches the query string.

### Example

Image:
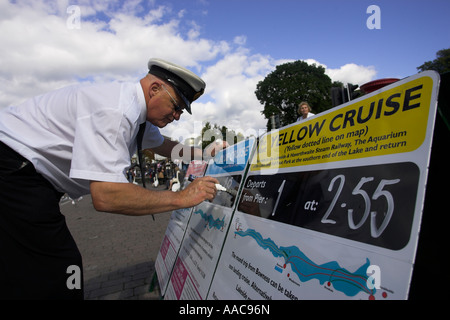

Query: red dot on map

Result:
[382,292,388,298]
[327,282,331,287]
[283,264,286,268]
[287,273,290,277]
[369,295,375,300]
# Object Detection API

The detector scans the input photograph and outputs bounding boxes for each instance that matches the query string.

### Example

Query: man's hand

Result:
[178,176,219,207]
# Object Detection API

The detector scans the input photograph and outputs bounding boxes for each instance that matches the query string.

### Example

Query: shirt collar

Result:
[136,82,147,124]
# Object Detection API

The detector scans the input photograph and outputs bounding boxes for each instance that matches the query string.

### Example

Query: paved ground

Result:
[61,184,171,300]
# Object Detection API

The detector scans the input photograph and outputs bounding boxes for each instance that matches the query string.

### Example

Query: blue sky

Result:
[0,0,448,140]
[172,0,449,79]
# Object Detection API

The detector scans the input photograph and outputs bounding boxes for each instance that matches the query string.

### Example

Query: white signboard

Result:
[154,161,207,294]
[164,138,256,299]
[207,71,440,300]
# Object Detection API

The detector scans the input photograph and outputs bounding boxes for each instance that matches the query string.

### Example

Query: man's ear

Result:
[149,82,162,97]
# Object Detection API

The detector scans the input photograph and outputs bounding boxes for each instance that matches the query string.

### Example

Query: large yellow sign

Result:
[252,74,436,171]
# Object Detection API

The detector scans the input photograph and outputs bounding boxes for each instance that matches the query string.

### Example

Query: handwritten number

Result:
[321,175,345,224]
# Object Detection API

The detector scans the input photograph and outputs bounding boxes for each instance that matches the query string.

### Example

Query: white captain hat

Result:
[148,58,206,114]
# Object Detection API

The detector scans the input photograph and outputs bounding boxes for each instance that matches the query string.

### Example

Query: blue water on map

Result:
[235,228,375,297]
[194,209,225,231]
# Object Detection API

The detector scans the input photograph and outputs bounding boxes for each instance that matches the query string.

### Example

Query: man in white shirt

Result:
[0,58,220,299]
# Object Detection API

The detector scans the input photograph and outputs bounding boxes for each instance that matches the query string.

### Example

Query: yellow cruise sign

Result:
[252,74,436,171]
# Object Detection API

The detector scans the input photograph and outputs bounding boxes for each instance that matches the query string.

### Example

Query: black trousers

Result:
[0,142,83,299]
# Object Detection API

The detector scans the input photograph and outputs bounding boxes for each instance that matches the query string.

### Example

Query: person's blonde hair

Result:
[297,101,311,115]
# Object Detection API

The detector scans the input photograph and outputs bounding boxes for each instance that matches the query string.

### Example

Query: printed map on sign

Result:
[207,71,440,300]
[234,228,374,297]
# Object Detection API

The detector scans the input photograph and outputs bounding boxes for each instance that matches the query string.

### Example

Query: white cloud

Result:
[302,59,377,85]
[161,52,274,141]
[233,35,247,46]
[326,63,377,86]
[170,56,377,141]
[0,0,377,146]
[0,0,227,104]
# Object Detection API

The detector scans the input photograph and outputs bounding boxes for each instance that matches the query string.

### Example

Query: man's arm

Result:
[90,176,218,216]
[91,137,229,215]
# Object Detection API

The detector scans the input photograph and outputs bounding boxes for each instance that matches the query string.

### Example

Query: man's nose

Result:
[173,111,182,121]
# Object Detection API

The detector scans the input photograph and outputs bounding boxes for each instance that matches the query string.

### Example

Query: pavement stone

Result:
[61,184,171,300]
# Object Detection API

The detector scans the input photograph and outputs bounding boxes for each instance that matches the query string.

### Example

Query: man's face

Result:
[147,83,185,128]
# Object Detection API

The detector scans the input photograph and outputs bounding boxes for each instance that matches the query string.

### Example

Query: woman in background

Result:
[296,101,315,121]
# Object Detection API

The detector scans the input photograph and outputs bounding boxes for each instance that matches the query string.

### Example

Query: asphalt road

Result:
[61,185,171,300]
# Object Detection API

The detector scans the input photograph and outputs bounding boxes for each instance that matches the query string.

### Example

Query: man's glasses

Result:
[162,84,184,114]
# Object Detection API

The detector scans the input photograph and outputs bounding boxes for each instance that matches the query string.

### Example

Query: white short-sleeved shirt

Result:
[0,81,164,198]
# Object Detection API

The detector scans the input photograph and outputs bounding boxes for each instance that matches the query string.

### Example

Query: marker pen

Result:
[188,175,237,195]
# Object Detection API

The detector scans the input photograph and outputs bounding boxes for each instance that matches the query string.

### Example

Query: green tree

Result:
[417,48,450,74]
[255,60,334,130]
[200,121,216,150]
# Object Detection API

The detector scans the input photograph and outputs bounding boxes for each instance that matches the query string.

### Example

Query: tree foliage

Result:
[255,60,334,130]
[417,48,450,75]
